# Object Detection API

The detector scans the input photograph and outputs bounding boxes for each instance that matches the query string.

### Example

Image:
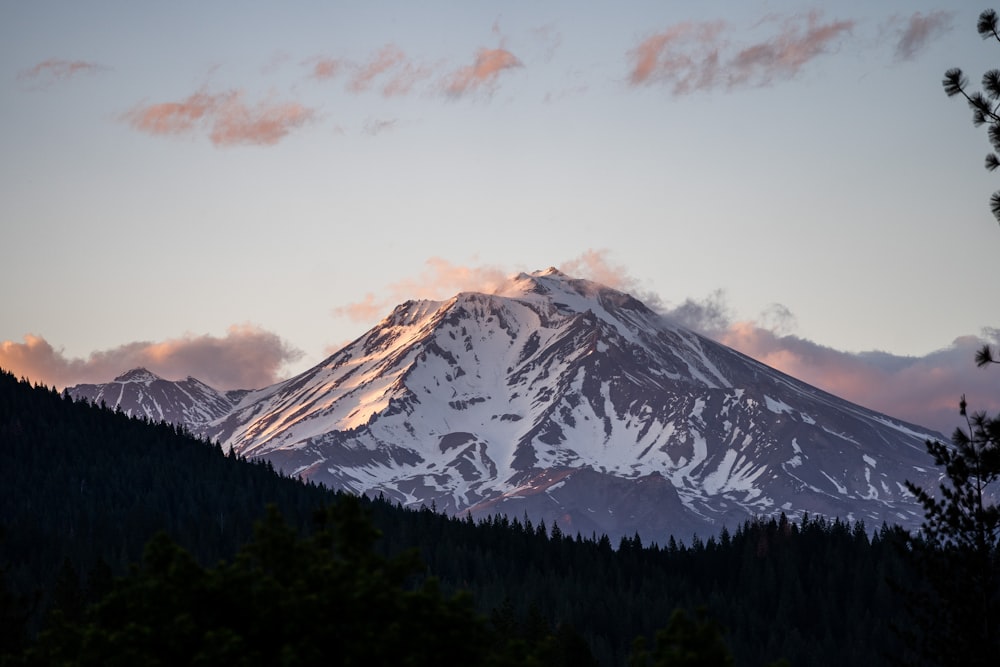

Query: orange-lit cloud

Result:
[333,258,511,323]
[444,47,522,96]
[888,11,955,62]
[122,88,316,146]
[0,325,302,390]
[628,12,854,93]
[18,59,106,86]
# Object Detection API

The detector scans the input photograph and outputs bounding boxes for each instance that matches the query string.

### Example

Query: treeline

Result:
[370,499,914,666]
[0,369,935,665]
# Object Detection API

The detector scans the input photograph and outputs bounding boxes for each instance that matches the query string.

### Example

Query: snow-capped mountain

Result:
[68,269,944,543]
[68,367,247,429]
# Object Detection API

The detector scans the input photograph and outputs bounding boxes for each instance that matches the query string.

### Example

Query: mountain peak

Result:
[114,368,163,384]
[496,268,610,300]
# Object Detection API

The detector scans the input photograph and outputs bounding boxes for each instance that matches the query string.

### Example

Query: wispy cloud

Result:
[308,56,344,81]
[0,325,302,390]
[628,11,854,94]
[887,10,955,62]
[443,47,522,97]
[531,23,563,63]
[308,44,431,97]
[363,117,397,136]
[628,21,727,90]
[348,44,407,93]
[122,88,316,146]
[18,59,107,87]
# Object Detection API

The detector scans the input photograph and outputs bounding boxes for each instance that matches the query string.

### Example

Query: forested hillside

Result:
[0,369,927,665]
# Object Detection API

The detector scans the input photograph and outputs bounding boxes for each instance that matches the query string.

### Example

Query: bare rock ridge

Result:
[68,268,942,543]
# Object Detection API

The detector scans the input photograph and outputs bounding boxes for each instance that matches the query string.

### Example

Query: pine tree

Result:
[942,9,1000,223]
[897,10,1000,663]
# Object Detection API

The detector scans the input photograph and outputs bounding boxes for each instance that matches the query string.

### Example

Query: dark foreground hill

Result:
[1,369,920,666]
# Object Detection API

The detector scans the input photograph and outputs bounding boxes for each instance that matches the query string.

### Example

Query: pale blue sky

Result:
[2,1,997,432]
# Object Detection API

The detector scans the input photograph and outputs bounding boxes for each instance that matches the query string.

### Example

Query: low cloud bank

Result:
[0,325,302,391]
[663,294,999,436]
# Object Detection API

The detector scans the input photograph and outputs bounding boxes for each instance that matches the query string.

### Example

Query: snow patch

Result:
[764,395,793,415]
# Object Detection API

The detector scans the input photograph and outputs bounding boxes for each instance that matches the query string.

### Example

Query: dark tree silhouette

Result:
[943,9,1000,222]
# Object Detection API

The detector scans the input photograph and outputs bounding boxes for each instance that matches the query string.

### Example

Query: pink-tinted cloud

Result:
[628,21,726,90]
[717,323,999,436]
[349,44,407,93]
[889,11,955,62]
[444,47,522,96]
[381,60,434,97]
[660,290,999,435]
[210,94,315,146]
[628,12,854,93]
[0,325,302,391]
[122,89,316,146]
[333,293,387,323]
[559,249,637,292]
[729,12,855,87]
[123,90,226,136]
[18,59,106,86]
[309,46,430,97]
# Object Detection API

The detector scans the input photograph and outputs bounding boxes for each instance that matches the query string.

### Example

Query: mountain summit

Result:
[71,270,940,542]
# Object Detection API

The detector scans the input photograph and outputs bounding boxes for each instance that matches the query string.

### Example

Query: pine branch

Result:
[978,9,1000,42]
[974,344,998,367]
